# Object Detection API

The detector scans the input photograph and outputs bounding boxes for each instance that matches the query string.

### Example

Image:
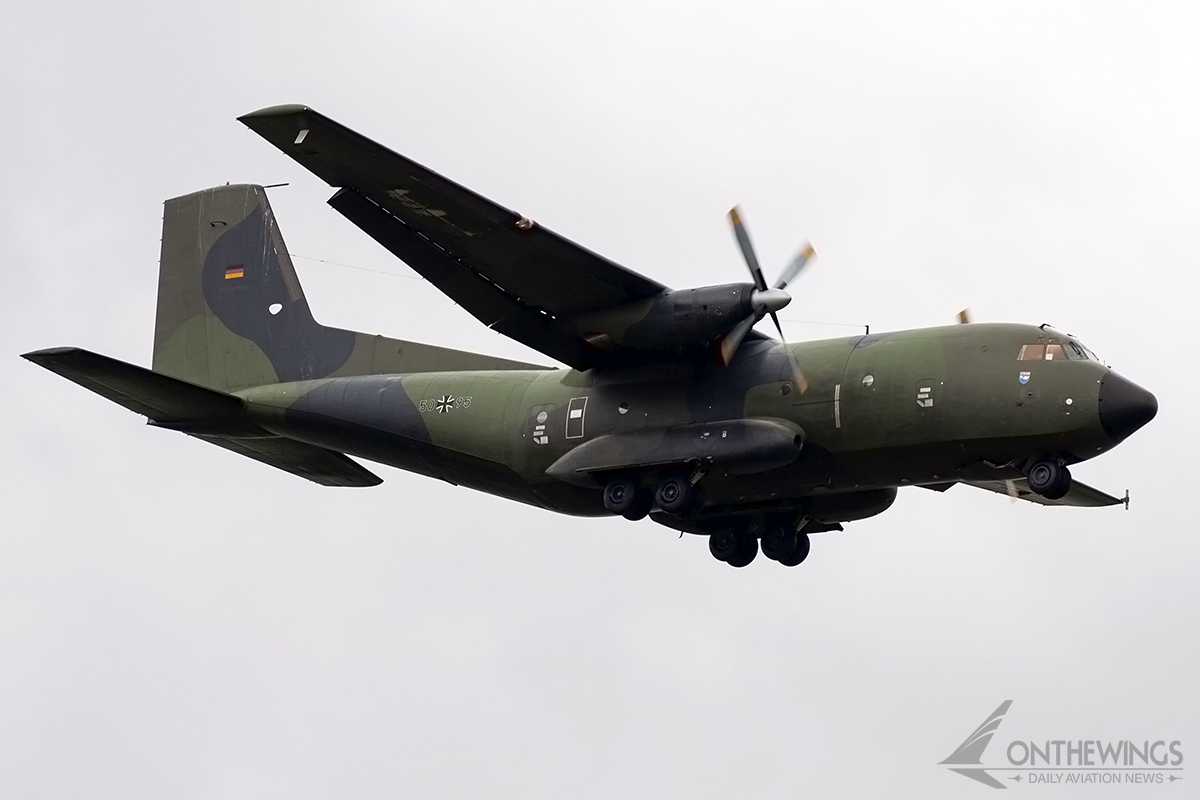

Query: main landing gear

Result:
[708,522,811,569]
[602,473,699,521]
[1026,459,1072,500]
[760,525,811,567]
[708,528,759,568]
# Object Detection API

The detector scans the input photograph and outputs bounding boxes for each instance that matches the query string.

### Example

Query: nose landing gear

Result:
[1026,459,1072,500]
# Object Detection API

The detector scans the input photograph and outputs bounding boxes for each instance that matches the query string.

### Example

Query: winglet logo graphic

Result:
[940,701,1013,789]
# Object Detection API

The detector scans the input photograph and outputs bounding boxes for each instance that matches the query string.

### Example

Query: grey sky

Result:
[2,2,1196,797]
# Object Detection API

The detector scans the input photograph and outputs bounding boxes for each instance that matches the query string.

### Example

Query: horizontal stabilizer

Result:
[23,347,243,424]
[22,347,381,487]
[189,432,382,487]
[962,477,1123,507]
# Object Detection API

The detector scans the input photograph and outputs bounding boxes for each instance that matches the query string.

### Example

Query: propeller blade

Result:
[770,313,810,394]
[770,311,785,340]
[957,308,972,324]
[774,242,816,290]
[728,206,768,291]
[717,313,758,367]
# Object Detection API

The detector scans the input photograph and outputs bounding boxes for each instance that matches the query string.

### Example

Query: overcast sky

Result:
[3,2,1197,797]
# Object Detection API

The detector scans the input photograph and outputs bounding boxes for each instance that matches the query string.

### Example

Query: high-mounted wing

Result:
[238,105,667,370]
[962,478,1124,507]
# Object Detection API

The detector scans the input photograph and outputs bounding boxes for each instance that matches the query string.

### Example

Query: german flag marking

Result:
[224,267,245,280]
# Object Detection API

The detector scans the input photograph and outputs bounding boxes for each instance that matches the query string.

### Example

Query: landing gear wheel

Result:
[603,477,641,517]
[655,476,696,514]
[761,527,811,567]
[709,528,742,562]
[621,491,654,521]
[760,527,797,561]
[778,532,810,567]
[1026,460,1072,500]
[725,535,759,568]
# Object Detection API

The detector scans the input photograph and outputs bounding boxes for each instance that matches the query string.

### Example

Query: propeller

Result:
[722,206,816,392]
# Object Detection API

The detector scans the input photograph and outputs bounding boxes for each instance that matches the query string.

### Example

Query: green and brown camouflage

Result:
[22,107,1159,568]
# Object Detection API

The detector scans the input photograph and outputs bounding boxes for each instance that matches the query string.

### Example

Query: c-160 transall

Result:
[24,105,1158,568]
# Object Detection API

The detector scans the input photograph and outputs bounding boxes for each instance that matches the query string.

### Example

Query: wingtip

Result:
[237,104,314,124]
[21,346,82,363]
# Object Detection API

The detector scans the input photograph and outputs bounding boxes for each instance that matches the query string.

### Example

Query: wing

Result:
[961,478,1124,507]
[238,105,668,370]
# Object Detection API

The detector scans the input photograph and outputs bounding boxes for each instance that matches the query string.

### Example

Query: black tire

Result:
[656,476,695,514]
[778,532,811,567]
[709,529,741,562]
[726,535,759,568]
[760,527,797,562]
[1027,461,1072,499]
[603,477,639,516]
[621,491,654,521]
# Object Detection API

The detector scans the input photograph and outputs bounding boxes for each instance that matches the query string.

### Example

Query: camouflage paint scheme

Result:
[23,107,1158,564]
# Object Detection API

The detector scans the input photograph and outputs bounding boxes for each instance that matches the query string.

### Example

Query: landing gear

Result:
[605,473,699,520]
[603,477,652,520]
[1026,460,1072,500]
[760,526,810,567]
[709,528,758,567]
[655,475,696,514]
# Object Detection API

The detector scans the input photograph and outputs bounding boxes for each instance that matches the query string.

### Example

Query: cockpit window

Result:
[1020,339,1096,361]
[1066,340,1101,361]
[1017,344,1045,361]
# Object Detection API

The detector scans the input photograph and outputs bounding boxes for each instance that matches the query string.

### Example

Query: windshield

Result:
[1018,339,1100,361]
[1067,339,1100,361]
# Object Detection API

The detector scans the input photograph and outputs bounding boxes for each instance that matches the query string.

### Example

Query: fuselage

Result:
[235,322,1156,527]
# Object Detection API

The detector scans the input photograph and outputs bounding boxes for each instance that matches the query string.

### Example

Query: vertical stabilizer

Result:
[152,184,354,392]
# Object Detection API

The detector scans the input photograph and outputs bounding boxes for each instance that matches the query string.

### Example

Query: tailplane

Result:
[22,347,381,486]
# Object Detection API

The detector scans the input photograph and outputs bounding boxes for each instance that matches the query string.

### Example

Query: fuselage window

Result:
[1044,344,1065,361]
[1018,343,1045,361]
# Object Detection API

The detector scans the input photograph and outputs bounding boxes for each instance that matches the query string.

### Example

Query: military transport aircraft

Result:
[23,105,1158,568]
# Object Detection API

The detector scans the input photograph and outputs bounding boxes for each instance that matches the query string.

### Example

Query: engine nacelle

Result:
[578,283,757,352]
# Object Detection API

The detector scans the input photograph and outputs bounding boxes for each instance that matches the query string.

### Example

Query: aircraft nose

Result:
[1098,372,1157,441]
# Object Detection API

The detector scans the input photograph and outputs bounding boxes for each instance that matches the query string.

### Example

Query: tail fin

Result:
[152,184,545,393]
